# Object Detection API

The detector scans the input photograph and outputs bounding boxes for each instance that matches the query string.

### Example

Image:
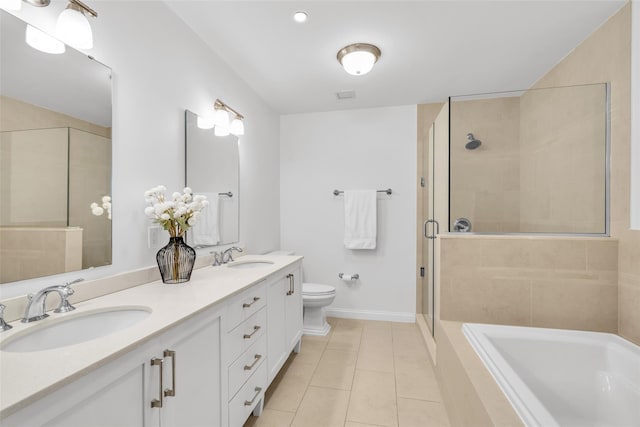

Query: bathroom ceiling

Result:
[166,0,627,114]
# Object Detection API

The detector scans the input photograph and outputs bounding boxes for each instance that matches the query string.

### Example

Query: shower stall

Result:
[419,82,610,336]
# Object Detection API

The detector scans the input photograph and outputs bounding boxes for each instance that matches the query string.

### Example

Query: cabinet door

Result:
[267,275,287,384]
[284,268,303,352]
[159,310,223,427]
[3,347,154,427]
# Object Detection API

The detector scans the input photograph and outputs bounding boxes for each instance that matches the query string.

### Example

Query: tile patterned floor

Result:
[244,318,450,427]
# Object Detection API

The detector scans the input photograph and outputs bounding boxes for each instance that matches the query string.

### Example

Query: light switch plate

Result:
[147,226,163,249]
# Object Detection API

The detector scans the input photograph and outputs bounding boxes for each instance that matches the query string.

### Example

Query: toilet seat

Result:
[302,283,336,296]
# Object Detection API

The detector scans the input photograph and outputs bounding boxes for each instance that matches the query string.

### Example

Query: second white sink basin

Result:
[1,306,152,353]
[227,260,275,269]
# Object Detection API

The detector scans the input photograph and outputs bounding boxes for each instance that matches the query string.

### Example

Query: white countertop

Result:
[0,255,303,418]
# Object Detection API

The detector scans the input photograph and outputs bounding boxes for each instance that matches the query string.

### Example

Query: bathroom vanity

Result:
[0,255,303,427]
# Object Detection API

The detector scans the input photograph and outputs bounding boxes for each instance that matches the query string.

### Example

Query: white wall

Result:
[280,106,417,321]
[1,1,280,297]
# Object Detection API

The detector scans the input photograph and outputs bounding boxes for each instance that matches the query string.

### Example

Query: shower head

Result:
[465,133,481,150]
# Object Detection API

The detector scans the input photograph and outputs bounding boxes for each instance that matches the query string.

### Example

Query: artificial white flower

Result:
[102,196,111,203]
[92,206,104,216]
[144,185,208,237]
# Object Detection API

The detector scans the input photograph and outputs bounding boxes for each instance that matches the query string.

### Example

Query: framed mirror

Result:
[185,110,239,247]
[0,10,112,284]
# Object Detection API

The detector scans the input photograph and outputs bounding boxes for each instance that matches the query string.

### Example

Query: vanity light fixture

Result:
[26,24,65,54]
[56,0,97,50]
[214,99,245,137]
[337,43,381,76]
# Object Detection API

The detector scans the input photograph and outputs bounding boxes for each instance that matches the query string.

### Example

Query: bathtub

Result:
[463,323,640,427]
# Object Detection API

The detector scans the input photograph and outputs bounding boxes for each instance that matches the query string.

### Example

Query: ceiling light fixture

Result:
[336,43,381,76]
[214,99,245,137]
[293,11,308,23]
[0,0,22,10]
[56,0,97,50]
[25,24,65,54]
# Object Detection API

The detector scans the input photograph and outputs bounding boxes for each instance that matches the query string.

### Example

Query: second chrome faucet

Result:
[211,247,244,266]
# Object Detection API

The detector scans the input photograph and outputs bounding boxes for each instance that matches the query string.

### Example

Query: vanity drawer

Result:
[229,334,267,399]
[228,361,267,427]
[227,306,267,364]
[226,281,267,332]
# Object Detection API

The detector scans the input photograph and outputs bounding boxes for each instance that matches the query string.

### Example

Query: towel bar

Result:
[333,189,392,196]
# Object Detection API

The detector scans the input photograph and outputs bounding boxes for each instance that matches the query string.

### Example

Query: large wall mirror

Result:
[449,83,609,235]
[0,10,112,283]
[185,110,239,247]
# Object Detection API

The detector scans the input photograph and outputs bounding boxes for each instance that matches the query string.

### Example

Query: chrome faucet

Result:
[0,304,12,332]
[222,246,243,264]
[22,278,83,323]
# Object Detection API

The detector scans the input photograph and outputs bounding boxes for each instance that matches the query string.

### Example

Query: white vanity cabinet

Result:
[2,305,224,427]
[266,263,303,384]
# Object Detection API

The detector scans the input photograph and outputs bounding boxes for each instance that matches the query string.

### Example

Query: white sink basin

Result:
[1,306,152,353]
[227,260,275,269]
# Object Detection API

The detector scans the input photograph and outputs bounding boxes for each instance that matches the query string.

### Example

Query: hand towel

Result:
[343,190,377,249]
[191,193,220,246]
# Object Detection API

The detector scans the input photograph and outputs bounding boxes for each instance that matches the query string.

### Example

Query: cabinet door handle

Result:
[243,296,260,308]
[150,357,163,408]
[163,349,176,398]
[243,325,261,339]
[243,354,262,371]
[244,387,263,406]
[286,273,294,296]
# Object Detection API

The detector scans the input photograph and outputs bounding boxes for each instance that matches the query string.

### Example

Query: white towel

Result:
[343,190,377,250]
[191,193,220,246]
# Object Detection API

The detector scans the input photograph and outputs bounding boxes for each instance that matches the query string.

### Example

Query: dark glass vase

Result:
[156,237,196,284]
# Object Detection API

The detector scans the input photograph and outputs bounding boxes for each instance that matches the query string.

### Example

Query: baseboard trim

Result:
[325,308,416,323]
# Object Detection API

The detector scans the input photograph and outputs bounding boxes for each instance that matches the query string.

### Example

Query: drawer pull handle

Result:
[244,354,262,371]
[244,387,263,406]
[243,297,260,308]
[163,349,176,398]
[286,273,294,296]
[150,357,163,408]
[243,325,261,339]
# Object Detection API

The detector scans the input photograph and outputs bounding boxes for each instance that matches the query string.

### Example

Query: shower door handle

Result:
[423,220,429,238]
[425,219,439,239]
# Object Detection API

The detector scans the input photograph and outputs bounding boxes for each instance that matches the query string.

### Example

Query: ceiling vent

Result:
[336,90,356,100]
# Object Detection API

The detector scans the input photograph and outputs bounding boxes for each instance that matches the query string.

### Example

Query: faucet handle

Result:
[53,283,76,313]
[0,304,12,332]
[210,251,223,266]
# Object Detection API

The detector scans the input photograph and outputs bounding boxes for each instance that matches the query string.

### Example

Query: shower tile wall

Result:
[438,236,618,332]
[526,4,637,344]
[449,97,520,233]
[519,84,606,233]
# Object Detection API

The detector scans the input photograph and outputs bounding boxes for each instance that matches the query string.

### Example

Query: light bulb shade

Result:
[213,108,230,127]
[26,25,65,54]
[0,0,22,11]
[337,43,381,76]
[214,121,230,137]
[197,115,215,130]
[57,7,93,49]
[230,118,245,136]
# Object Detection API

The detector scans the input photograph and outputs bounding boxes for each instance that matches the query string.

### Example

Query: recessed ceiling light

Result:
[293,11,308,23]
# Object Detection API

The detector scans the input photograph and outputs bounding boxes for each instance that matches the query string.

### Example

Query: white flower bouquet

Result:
[90,195,112,220]
[144,186,208,238]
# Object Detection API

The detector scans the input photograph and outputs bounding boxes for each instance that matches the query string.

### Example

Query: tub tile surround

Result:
[245,318,450,427]
[439,235,619,332]
[435,320,523,427]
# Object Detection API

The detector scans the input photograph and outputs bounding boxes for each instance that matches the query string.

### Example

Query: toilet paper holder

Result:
[338,273,359,280]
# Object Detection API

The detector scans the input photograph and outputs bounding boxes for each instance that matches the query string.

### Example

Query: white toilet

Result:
[301,283,336,336]
[268,250,336,336]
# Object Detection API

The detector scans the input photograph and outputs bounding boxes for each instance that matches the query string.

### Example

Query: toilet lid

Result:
[302,283,336,295]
